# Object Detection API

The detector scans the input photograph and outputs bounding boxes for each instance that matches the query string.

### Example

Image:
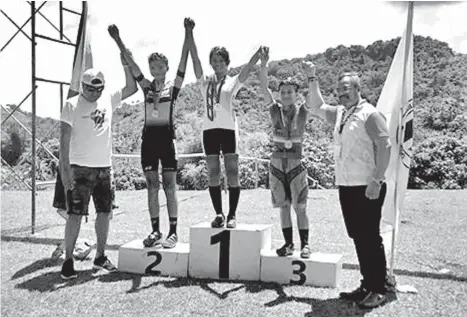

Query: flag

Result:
[377,1,414,261]
[67,2,93,98]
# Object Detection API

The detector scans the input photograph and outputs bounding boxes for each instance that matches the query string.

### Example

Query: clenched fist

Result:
[302,60,316,78]
[184,18,195,31]
[259,46,270,66]
[108,24,120,40]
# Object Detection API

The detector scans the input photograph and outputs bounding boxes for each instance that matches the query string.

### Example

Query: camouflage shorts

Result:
[53,166,115,212]
[66,165,112,216]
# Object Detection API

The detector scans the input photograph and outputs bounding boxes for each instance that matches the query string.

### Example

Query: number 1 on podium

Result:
[210,230,231,279]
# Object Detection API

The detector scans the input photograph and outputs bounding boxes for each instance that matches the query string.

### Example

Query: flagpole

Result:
[389,1,414,277]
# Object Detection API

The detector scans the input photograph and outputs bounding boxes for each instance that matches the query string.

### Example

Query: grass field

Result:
[1,189,466,317]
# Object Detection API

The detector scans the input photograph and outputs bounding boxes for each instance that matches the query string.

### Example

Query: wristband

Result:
[177,70,185,78]
[372,178,384,185]
[135,74,144,82]
[307,76,317,82]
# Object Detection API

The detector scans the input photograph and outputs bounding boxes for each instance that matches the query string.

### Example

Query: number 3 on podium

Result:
[290,260,307,285]
[210,230,231,279]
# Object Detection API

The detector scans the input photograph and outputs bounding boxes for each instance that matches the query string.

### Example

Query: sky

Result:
[0,0,466,120]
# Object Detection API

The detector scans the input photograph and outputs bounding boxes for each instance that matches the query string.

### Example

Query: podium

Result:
[188,222,272,280]
[118,239,189,277]
[260,250,343,287]
[118,221,343,288]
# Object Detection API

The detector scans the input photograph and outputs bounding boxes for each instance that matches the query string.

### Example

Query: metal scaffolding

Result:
[1,2,83,234]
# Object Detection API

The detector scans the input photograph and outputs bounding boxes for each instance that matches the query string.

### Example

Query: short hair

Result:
[338,71,361,90]
[279,77,299,92]
[209,46,230,66]
[148,52,169,67]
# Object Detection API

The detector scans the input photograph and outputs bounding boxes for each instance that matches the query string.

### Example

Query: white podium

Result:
[260,250,343,288]
[188,222,272,281]
[118,239,189,277]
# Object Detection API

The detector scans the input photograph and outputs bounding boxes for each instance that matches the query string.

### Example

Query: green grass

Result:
[1,189,467,317]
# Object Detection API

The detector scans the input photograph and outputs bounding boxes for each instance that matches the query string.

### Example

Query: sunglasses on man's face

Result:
[84,84,104,93]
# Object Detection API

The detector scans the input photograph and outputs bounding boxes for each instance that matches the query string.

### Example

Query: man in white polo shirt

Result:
[304,61,391,308]
[59,66,137,280]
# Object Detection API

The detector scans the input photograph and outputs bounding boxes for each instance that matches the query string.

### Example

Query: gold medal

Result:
[285,140,292,149]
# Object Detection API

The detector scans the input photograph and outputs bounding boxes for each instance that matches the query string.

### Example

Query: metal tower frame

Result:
[1,2,84,234]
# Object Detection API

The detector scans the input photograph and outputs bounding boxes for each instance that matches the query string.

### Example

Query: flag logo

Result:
[399,98,414,169]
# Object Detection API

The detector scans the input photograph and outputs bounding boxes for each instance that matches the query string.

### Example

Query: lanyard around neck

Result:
[209,76,226,105]
[339,100,365,134]
[279,104,298,137]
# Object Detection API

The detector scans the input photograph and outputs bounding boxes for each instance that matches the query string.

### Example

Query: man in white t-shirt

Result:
[304,61,391,308]
[188,18,263,228]
[59,66,137,280]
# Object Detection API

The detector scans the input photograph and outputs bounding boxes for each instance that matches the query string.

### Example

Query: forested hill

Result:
[2,35,466,190]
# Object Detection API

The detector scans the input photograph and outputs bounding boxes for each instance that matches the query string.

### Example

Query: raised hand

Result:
[260,46,269,66]
[184,17,195,31]
[302,60,316,78]
[108,24,120,40]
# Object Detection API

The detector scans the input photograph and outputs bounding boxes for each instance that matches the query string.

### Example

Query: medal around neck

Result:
[284,140,292,149]
[152,109,159,118]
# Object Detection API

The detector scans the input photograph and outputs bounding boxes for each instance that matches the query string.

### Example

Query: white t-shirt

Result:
[60,90,122,167]
[197,74,243,131]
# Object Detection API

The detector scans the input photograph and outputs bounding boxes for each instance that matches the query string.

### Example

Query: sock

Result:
[209,186,223,215]
[282,227,293,245]
[169,217,177,236]
[151,217,160,233]
[228,187,240,219]
[299,229,309,249]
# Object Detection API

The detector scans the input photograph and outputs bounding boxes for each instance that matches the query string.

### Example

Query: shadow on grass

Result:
[342,263,467,283]
[11,258,63,280]
[15,269,100,292]
[303,292,398,317]
[98,274,398,316]
[16,268,397,316]
[99,273,248,297]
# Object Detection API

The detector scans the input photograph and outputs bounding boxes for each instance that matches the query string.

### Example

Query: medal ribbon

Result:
[278,103,298,145]
[207,76,226,121]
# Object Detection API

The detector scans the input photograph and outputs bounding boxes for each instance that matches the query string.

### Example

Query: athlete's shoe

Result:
[226,217,236,229]
[143,231,163,247]
[300,244,311,259]
[276,243,294,257]
[358,291,386,308]
[211,215,225,228]
[60,258,77,280]
[339,282,369,302]
[162,233,178,249]
[93,255,117,272]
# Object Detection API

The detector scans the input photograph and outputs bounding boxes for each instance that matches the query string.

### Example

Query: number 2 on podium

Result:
[210,230,231,279]
[145,251,162,275]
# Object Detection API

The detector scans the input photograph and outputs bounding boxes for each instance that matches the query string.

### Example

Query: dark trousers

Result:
[338,184,387,293]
